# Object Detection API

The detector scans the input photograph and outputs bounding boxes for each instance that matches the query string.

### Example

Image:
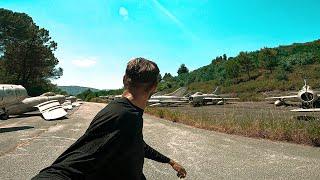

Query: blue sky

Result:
[1,0,320,89]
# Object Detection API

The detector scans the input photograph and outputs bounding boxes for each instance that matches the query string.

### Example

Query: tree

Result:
[0,8,63,96]
[225,59,240,80]
[237,51,254,80]
[158,73,162,82]
[163,73,173,81]
[259,48,278,73]
[223,54,227,61]
[177,64,189,75]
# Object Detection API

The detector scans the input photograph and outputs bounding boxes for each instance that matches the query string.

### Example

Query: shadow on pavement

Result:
[11,113,42,119]
[47,116,69,121]
[0,126,34,133]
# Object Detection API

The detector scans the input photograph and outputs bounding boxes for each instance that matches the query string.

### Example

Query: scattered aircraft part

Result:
[62,100,73,110]
[0,84,29,119]
[72,102,82,107]
[0,84,28,108]
[7,94,66,115]
[0,84,67,119]
[36,100,67,120]
[41,92,56,96]
[66,96,77,103]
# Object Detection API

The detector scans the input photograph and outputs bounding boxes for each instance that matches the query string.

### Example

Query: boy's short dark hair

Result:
[123,57,160,92]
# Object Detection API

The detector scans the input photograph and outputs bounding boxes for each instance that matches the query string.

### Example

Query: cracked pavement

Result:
[1,102,320,180]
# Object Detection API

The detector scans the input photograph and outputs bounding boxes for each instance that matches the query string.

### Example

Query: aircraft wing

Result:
[290,108,320,112]
[148,100,188,107]
[35,100,67,120]
[265,95,298,100]
[203,97,240,100]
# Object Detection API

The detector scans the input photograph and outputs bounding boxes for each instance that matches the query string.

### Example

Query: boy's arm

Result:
[143,141,187,178]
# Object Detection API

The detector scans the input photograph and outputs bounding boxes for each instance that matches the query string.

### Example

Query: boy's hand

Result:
[169,159,187,178]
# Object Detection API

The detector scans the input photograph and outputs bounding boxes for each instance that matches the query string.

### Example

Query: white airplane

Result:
[188,87,239,107]
[99,94,122,101]
[0,84,68,120]
[148,87,189,107]
[265,80,320,112]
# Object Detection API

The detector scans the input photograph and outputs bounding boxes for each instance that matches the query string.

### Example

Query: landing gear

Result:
[301,102,312,109]
[0,108,9,120]
[191,101,202,107]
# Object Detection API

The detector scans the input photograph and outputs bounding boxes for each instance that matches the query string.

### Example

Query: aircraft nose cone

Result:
[301,92,314,102]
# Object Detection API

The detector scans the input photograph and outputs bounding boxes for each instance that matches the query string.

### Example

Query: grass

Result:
[145,105,320,147]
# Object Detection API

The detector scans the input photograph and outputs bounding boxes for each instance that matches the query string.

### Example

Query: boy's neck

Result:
[122,90,149,110]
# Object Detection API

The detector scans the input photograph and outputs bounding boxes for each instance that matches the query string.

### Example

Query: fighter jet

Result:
[99,95,122,102]
[0,84,68,120]
[148,87,189,107]
[188,87,239,107]
[265,80,320,112]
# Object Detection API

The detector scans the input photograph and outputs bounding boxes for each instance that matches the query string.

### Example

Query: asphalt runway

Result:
[0,102,320,180]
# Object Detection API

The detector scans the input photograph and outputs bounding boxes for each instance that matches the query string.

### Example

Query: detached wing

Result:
[291,108,320,112]
[265,95,298,100]
[35,100,67,120]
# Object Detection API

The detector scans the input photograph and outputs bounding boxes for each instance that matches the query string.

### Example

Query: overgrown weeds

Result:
[145,105,320,147]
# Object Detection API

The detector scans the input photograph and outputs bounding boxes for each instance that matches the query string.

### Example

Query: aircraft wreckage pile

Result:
[0,84,84,120]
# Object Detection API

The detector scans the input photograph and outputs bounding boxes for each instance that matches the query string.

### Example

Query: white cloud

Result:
[71,58,97,68]
[119,7,129,20]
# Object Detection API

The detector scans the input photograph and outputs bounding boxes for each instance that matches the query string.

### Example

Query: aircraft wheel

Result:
[0,113,9,120]
[192,102,199,107]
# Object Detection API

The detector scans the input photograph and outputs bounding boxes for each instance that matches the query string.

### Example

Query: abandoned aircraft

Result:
[265,80,320,112]
[148,87,189,107]
[0,84,68,120]
[188,87,239,107]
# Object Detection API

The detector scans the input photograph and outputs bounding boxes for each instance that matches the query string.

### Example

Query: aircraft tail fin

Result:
[164,87,187,97]
[213,86,219,94]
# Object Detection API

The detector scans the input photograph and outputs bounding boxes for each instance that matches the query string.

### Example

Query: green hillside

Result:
[58,86,100,95]
[159,39,320,100]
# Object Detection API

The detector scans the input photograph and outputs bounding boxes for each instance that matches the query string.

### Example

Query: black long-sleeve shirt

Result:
[32,97,170,180]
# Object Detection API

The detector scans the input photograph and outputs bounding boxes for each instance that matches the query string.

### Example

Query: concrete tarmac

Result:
[0,102,320,180]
